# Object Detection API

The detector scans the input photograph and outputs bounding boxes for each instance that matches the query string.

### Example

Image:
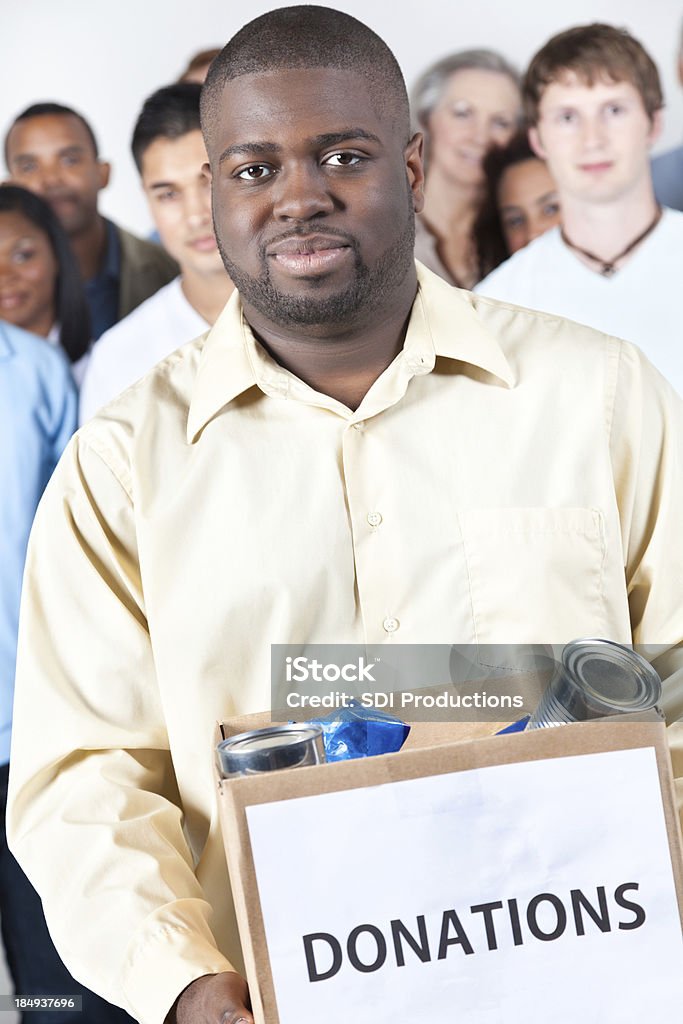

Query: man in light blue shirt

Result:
[1,322,134,1022]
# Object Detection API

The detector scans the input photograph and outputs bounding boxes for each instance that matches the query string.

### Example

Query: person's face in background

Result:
[497,157,560,253]
[427,69,520,187]
[0,208,58,336]
[141,130,222,278]
[5,114,110,236]
[529,74,661,206]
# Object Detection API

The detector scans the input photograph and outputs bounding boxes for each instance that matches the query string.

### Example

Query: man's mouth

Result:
[44,191,78,206]
[188,234,218,252]
[267,234,352,256]
[578,161,614,173]
[266,234,353,275]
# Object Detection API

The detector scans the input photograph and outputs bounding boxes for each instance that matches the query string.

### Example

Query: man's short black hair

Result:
[4,102,99,167]
[131,83,202,173]
[201,5,411,145]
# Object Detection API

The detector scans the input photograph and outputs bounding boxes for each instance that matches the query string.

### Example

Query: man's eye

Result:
[236,164,272,180]
[13,248,35,264]
[322,152,362,167]
[606,104,625,117]
[61,155,81,167]
[156,190,178,202]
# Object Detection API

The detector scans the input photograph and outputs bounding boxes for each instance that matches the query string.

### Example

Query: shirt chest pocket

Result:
[458,507,607,647]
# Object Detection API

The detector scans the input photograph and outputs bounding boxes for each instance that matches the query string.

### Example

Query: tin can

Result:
[527,639,662,729]
[217,723,326,778]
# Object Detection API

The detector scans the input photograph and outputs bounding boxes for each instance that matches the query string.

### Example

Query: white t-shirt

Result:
[79,277,207,423]
[475,208,683,395]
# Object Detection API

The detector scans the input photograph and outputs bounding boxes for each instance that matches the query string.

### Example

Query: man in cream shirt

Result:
[8,8,683,1024]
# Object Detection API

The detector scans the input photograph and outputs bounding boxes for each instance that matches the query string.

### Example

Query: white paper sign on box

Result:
[246,747,683,1023]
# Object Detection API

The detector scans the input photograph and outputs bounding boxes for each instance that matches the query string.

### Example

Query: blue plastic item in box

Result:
[495,716,531,735]
[304,700,411,762]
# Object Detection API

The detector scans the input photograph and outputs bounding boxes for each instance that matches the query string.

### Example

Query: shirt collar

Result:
[186,260,514,442]
[413,261,514,385]
[186,291,259,441]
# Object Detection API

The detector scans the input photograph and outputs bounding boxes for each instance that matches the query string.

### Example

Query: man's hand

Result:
[166,971,254,1023]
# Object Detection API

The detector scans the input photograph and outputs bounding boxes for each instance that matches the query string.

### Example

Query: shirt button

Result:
[367,512,383,527]
[352,422,364,431]
[383,617,400,633]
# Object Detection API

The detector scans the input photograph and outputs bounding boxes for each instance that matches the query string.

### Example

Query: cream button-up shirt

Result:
[8,264,683,1023]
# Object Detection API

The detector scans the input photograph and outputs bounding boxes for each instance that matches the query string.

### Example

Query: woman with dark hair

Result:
[0,184,90,376]
[474,133,560,280]
[411,49,522,288]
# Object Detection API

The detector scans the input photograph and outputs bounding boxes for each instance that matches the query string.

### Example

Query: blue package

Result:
[305,700,411,762]
[495,716,530,735]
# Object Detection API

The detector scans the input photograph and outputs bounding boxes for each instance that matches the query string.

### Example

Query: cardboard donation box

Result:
[215,716,683,1023]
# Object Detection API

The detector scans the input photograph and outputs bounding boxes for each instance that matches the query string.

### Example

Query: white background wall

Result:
[3,0,682,236]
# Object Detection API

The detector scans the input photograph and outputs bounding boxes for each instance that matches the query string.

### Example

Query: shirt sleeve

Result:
[7,433,235,1024]
[607,339,683,811]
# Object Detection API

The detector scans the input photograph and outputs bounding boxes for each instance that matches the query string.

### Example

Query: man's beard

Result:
[215,204,416,329]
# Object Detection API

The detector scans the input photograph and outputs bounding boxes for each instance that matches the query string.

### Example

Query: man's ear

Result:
[528,126,547,161]
[202,161,213,184]
[647,107,664,150]
[97,160,111,191]
[406,132,425,214]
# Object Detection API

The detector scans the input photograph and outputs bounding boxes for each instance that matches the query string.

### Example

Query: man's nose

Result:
[36,161,66,193]
[184,185,212,228]
[272,163,336,221]
[581,117,606,149]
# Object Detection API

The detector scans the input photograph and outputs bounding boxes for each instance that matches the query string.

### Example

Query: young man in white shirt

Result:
[79,84,233,422]
[476,24,683,395]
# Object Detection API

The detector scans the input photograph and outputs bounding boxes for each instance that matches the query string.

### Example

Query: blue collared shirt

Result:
[0,321,77,764]
[84,218,121,340]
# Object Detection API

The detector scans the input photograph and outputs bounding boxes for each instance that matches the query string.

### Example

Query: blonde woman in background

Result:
[412,50,522,287]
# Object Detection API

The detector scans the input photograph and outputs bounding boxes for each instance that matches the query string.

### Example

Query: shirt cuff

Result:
[120,900,237,1024]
